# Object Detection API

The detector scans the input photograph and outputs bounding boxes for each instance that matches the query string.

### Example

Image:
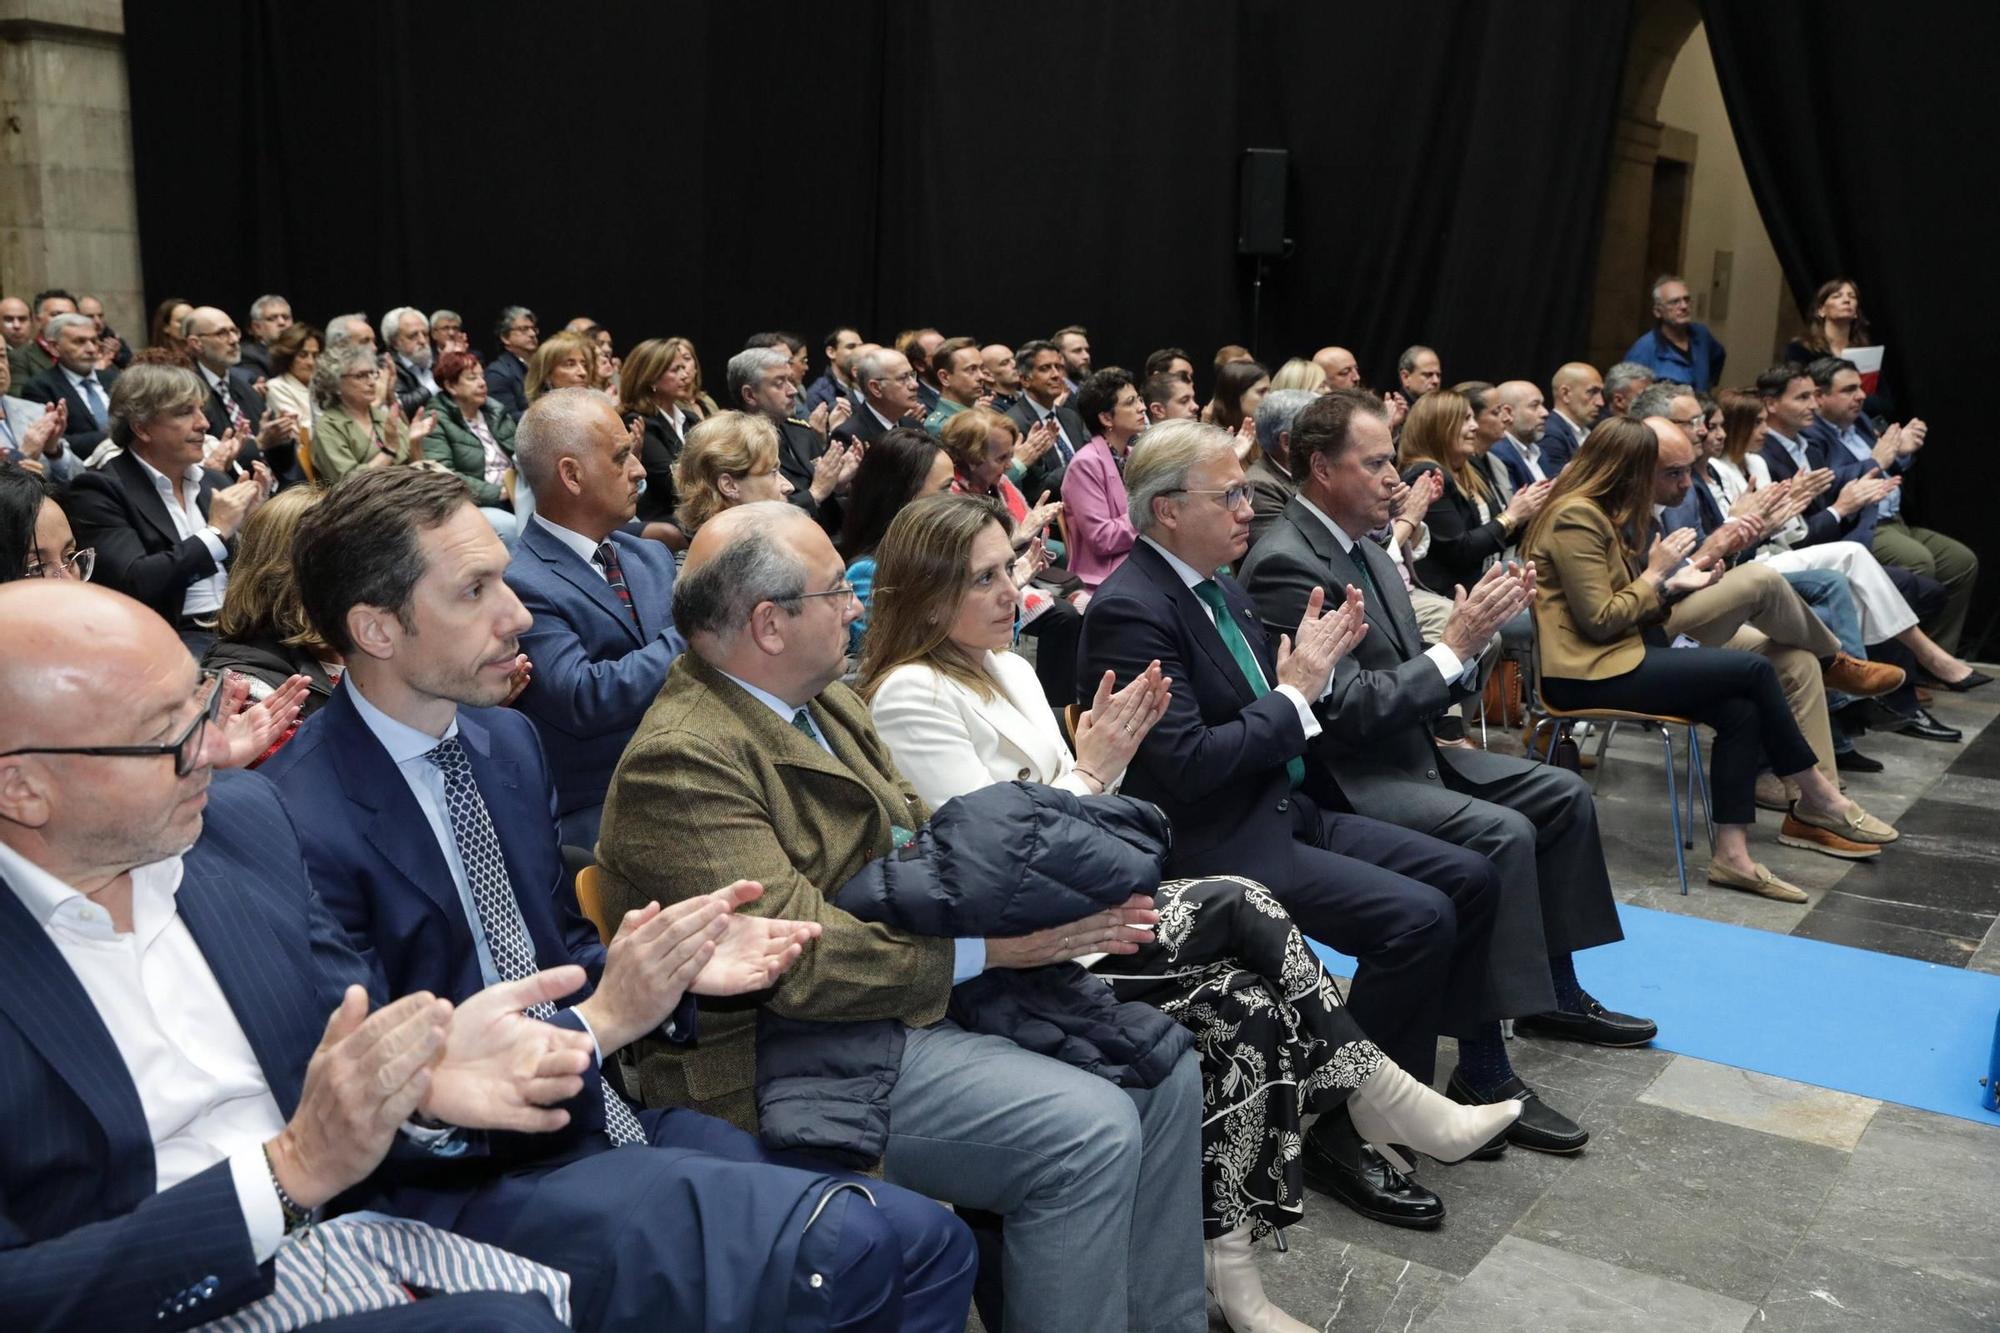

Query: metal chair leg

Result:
[1270,1229,1288,1253]
[1590,720,1617,791]
[1660,727,1688,894]
[1688,725,1715,849]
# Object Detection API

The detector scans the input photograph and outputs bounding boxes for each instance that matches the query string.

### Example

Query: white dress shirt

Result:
[131,453,229,616]
[532,513,611,580]
[1511,433,1549,483]
[1293,497,1476,687]
[1555,410,1593,447]
[0,840,287,1262]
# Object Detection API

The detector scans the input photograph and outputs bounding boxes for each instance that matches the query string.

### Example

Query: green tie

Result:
[790,707,819,743]
[1347,540,1383,605]
[1193,579,1304,789]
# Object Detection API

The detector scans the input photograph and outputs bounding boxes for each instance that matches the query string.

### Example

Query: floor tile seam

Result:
[1807,888,1998,923]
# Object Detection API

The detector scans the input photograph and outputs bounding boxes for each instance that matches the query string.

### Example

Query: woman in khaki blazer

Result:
[1524,418,1894,902]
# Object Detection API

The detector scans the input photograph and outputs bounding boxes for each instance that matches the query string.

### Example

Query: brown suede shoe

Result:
[1708,860,1809,902]
[1788,801,1899,845]
[1822,652,1904,699]
[1778,812,1882,859]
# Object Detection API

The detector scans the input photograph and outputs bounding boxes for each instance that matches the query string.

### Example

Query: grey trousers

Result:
[883,1020,1207,1333]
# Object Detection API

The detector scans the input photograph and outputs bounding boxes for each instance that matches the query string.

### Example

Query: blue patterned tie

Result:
[428,737,646,1146]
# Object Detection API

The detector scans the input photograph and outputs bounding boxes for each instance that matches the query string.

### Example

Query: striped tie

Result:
[596,540,642,630]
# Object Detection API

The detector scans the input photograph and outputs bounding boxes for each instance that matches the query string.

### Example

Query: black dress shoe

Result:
[1893,706,1962,742]
[1447,1072,1589,1155]
[1835,747,1886,774]
[1924,667,1993,692]
[1301,1110,1445,1229]
[1513,994,1658,1047]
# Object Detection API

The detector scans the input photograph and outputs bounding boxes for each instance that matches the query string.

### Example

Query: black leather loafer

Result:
[1893,706,1962,742]
[1301,1112,1445,1228]
[1447,1072,1589,1155]
[1513,995,1658,1047]
[1927,667,1993,692]
[1835,747,1885,773]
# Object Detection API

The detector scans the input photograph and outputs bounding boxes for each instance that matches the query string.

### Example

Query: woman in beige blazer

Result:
[1525,418,1895,902]
[859,493,1518,1333]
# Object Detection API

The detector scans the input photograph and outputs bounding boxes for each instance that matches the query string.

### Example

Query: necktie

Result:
[220,383,250,436]
[1193,580,1303,789]
[81,377,108,428]
[428,737,646,1146]
[1046,412,1075,463]
[790,707,819,743]
[1348,539,1384,605]
[595,540,642,630]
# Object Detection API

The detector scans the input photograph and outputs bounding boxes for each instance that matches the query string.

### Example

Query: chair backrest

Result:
[1063,702,1081,742]
[295,425,316,485]
[572,863,613,946]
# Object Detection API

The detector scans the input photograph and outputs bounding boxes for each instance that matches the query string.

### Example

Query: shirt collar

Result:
[60,363,101,391]
[1557,410,1590,437]
[198,363,227,391]
[0,837,87,925]
[531,512,603,566]
[715,668,810,724]
[1767,429,1807,464]
[865,401,896,430]
[1511,432,1541,457]
[1138,535,1215,589]
[1294,495,1359,553]
[0,836,184,936]
[345,677,459,765]
[131,450,204,491]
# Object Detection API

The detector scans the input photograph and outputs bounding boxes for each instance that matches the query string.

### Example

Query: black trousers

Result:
[1021,597,1081,711]
[1544,646,1819,825]
[1267,799,1501,1082]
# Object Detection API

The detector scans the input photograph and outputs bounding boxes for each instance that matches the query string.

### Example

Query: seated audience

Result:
[673,409,793,542]
[253,471,976,1331]
[425,350,521,544]
[201,484,340,718]
[618,337,700,550]
[310,342,434,482]
[505,388,690,849]
[594,499,1203,1333]
[838,426,956,650]
[1003,339,1089,498]
[20,312,119,456]
[1398,389,1544,592]
[838,344,925,446]
[0,349,77,482]
[1622,274,1726,392]
[1079,420,1505,1230]
[63,363,268,653]
[262,322,320,436]
[384,306,439,416]
[486,305,539,418]
[1603,360,1654,417]
[1245,387,1315,548]
[729,345,856,537]
[1525,418,1896,903]
[1241,389,1649,1154]
[1060,366,1145,590]
[861,492,1519,1333]
[240,292,290,375]
[1538,361,1604,474]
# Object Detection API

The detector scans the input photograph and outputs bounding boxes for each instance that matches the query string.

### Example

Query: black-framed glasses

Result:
[1,671,224,777]
[1169,484,1253,510]
[23,547,95,581]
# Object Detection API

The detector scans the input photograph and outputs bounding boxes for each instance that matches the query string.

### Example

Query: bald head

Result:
[1551,362,1604,424]
[1495,380,1546,443]
[673,501,854,703]
[1313,346,1359,389]
[0,583,187,735]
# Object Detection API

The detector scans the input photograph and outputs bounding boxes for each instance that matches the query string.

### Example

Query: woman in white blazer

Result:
[858,494,1517,1333]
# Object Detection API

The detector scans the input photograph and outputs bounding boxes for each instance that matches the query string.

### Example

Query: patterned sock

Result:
[1549,952,1588,1012]
[1454,1024,1515,1097]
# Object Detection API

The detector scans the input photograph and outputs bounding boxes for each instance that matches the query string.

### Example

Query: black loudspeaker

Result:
[1237,148,1288,257]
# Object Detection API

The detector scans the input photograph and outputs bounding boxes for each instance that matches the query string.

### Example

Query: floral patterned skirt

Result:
[1092,874,1385,1240]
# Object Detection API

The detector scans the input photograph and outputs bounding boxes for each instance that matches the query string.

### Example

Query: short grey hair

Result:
[108,363,207,447]
[725,346,791,408]
[1629,381,1693,421]
[494,305,535,339]
[1650,273,1686,304]
[43,312,95,343]
[379,306,424,346]
[1604,361,1656,399]
[1397,344,1436,374]
[854,346,899,391]
[324,313,371,349]
[311,341,379,410]
[429,308,461,331]
[514,386,619,493]
[248,293,289,324]
[1254,388,1317,454]
[1126,420,1236,532]
[672,502,813,642]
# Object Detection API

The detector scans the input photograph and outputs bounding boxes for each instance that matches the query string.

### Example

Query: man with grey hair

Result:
[20,311,119,456]
[324,311,374,352]
[1396,344,1441,405]
[1603,360,1655,418]
[835,345,922,446]
[430,308,467,356]
[183,305,296,482]
[599,499,1197,1332]
[487,305,539,420]
[505,387,685,847]
[242,293,292,374]
[1084,418,1506,1228]
[728,345,855,536]
[1246,386,1315,547]
[383,306,438,415]
[1623,273,1726,392]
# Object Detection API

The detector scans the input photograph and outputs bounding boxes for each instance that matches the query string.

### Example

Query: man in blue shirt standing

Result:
[1624,275,1726,393]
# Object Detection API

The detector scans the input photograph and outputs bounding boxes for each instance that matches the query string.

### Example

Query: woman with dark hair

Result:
[1058,369,1143,590]
[1399,389,1546,592]
[860,494,1519,1332]
[1208,358,1271,460]
[619,337,701,550]
[1525,417,1896,902]
[838,426,956,651]
[1784,277,1891,418]
[264,322,320,429]
[0,459,90,582]
[148,296,193,354]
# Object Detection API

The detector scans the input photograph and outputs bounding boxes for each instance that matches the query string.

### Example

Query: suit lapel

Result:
[112,450,186,547]
[1354,536,1424,655]
[524,522,645,648]
[981,661,1064,774]
[324,685,465,928]
[0,885,155,1186]
[1130,541,1259,705]
[1289,503,1411,657]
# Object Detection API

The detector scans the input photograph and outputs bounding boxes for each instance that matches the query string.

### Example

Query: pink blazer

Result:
[1059,437,1136,589]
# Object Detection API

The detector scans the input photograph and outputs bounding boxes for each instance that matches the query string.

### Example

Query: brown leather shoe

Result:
[1788,801,1898,845]
[1777,813,1882,859]
[1822,652,1904,699]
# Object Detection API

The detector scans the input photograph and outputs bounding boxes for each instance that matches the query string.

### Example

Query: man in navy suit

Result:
[486,306,538,420]
[1492,380,1553,489]
[1078,420,1502,1231]
[505,388,687,849]
[1757,363,1898,552]
[1536,362,1603,475]
[20,311,120,455]
[262,466,977,1331]
[0,580,618,1331]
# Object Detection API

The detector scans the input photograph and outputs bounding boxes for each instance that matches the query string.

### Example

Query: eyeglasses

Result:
[789,581,860,608]
[1667,416,1705,430]
[343,369,381,381]
[1168,484,1253,510]
[1,671,224,778]
[24,547,95,581]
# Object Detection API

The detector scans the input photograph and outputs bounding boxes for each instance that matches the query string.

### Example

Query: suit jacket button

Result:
[1017,767,1031,780]
[1426,770,1437,779]
[1276,797,1289,812]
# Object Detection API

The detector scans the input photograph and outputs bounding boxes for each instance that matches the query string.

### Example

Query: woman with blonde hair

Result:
[1268,357,1327,394]
[523,329,597,404]
[1398,388,1542,591]
[860,493,1519,1333]
[672,409,793,538]
[202,486,340,748]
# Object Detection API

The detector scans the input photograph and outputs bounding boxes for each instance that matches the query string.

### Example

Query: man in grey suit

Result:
[1239,389,1652,1156]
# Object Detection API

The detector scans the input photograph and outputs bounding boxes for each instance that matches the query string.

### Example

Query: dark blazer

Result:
[1077,539,1313,885]
[62,449,228,624]
[1487,436,1538,492]
[485,351,531,420]
[1802,414,1890,546]
[238,340,271,376]
[1538,411,1585,475]
[505,520,686,847]
[775,415,840,534]
[1759,429,1866,549]
[392,358,438,417]
[20,364,118,452]
[1004,398,1089,500]
[1402,461,1508,592]
[626,410,688,529]
[197,368,282,481]
[0,771,359,1329]
[833,400,913,446]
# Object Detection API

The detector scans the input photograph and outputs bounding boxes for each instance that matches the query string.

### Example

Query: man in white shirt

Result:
[1495,379,1552,482]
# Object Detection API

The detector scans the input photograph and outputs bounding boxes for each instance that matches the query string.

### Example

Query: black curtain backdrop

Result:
[1703,3,2000,652]
[125,1,1627,402]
